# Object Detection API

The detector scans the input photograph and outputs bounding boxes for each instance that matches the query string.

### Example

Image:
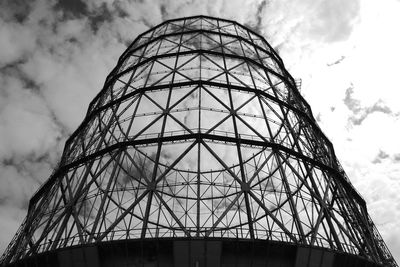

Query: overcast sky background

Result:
[0,0,399,262]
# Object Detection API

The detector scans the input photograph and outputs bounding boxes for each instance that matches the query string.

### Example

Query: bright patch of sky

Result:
[0,0,399,262]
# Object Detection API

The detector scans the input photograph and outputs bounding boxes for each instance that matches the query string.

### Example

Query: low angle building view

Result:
[0,15,397,267]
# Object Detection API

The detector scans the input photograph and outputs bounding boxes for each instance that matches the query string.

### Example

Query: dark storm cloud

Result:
[54,0,144,34]
[0,0,33,23]
[54,0,89,18]
[54,0,117,33]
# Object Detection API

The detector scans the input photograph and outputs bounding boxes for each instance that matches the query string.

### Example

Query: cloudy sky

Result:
[0,0,399,262]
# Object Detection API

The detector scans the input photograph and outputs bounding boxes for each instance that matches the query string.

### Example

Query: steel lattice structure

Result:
[1,15,397,266]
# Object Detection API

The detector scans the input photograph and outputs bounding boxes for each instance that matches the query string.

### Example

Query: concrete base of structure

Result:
[4,238,381,267]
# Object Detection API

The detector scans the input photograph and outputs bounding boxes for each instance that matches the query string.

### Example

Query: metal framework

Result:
[0,15,397,266]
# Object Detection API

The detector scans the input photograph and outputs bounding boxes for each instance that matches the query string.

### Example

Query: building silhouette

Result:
[0,15,397,267]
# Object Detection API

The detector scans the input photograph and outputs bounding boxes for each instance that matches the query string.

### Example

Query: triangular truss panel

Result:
[1,15,397,267]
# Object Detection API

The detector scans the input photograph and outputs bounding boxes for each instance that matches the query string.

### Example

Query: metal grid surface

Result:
[1,15,397,266]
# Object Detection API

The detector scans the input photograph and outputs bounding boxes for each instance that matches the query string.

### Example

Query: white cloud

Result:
[0,74,62,160]
[0,21,36,67]
[348,0,400,111]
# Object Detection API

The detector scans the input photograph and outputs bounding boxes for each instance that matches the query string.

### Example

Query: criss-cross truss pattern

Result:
[1,15,397,266]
